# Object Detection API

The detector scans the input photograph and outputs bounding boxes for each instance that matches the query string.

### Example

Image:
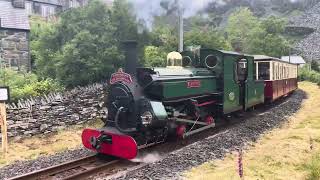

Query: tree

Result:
[185,29,230,50]
[144,46,167,67]
[29,17,54,70]
[311,60,320,72]
[110,0,139,42]
[34,0,144,87]
[226,8,289,57]
[226,7,262,53]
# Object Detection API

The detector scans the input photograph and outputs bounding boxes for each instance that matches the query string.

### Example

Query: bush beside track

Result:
[299,66,320,85]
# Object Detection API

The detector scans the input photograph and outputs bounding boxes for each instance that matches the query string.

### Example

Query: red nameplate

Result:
[110,68,133,84]
[187,80,201,88]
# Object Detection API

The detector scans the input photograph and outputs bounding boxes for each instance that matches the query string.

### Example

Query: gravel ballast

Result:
[0,148,94,180]
[119,90,306,180]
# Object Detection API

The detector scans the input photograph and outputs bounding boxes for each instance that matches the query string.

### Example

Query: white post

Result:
[178,0,184,52]
[0,103,8,155]
[0,87,9,156]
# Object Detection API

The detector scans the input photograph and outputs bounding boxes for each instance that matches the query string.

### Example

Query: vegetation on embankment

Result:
[0,119,103,167]
[185,82,320,180]
[0,69,64,102]
[299,64,320,86]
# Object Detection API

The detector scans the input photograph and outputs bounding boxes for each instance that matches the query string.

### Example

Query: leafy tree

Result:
[34,0,141,87]
[29,17,54,70]
[110,0,139,42]
[226,8,289,57]
[185,29,230,50]
[151,26,178,52]
[311,60,320,72]
[226,7,262,52]
[144,46,167,67]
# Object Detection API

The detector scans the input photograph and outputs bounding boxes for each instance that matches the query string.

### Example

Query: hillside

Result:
[203,0,320,61]
[289,2,320,61]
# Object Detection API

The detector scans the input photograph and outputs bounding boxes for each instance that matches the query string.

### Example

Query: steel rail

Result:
[8,155,119,180]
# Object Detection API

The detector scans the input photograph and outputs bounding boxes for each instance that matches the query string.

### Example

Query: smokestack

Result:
[122,40,138,75]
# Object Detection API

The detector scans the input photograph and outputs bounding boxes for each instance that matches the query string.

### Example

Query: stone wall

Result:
[0,83,108,140]
[0,29,30,71]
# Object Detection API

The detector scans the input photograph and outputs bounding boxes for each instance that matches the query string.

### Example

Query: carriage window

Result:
[258,62,270,80]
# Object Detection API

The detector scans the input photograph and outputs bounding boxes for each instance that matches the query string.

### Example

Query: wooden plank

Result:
[0,103,8,154]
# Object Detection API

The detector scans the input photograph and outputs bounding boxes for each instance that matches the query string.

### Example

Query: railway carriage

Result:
[82,41,297,160]
[254,55,298,101]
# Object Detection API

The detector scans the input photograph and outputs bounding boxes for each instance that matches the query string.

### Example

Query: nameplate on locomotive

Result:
[110,68,133,84]
[187,80,201,88]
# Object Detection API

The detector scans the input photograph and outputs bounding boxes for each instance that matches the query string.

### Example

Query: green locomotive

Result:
[82,41,265,159]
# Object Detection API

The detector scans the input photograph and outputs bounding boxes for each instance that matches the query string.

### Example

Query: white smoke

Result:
[128,0,215,26]
[131,152,162,163]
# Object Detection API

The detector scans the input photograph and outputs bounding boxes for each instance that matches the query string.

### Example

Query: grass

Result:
[303,152,320,180]
[0,119,103,167]
[185,82,320,180]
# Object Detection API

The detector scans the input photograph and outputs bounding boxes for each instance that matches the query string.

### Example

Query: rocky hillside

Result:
[204,0,320,61]
[289,2,320,61]
[204,0,320,25]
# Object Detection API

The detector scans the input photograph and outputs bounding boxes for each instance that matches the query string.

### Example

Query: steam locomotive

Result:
[82,41,298,159]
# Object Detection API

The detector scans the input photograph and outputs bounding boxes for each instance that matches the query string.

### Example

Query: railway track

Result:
[8,155,137,180]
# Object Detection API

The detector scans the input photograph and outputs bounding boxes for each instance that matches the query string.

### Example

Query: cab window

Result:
[235,58,248,82]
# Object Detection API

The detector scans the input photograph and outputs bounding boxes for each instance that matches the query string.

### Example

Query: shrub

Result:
[0,69,64,101]
[298,66,320,86]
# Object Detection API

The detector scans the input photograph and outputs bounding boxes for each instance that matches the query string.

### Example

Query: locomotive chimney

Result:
[123,40,138,75]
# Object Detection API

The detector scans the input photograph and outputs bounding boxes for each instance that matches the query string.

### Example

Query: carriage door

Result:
[235,58,248,109]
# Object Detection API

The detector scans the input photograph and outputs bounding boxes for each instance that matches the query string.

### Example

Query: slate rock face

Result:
[289,2,320,61]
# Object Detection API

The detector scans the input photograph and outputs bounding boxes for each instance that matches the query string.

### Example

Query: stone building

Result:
[25,0,89,18]
[0,0,31,71]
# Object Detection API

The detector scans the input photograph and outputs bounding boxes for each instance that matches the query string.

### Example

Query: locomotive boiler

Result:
[82,41,296,159]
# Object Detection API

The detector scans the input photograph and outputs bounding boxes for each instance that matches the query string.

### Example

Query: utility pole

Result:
[178,0,183,52]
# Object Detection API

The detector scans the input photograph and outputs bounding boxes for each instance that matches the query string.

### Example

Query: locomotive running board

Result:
[82,128,138,160]
[183,123,216,138]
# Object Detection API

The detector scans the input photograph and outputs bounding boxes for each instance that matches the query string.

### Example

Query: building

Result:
[281,56,306,67]
[25,0,62,17]
[0,0,31,71]
[25,0,88,18]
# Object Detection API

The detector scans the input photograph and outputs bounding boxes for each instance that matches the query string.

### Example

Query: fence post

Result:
[0,86,10,156]
[0,102,8,154]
